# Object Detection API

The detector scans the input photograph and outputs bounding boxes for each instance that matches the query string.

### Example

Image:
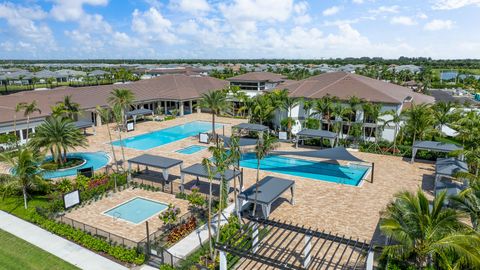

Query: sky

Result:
[0,0,479,59]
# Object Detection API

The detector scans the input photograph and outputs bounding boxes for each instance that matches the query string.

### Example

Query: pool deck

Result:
[2,113,435,244]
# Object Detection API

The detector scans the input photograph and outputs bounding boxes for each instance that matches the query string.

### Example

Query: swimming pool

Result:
[42,152,110,179]
[104,197,168,224]
[239,153,368,186]
[112,121,223,150]
[176,145,207,154]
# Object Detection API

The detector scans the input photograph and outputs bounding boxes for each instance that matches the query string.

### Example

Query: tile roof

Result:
[286,71,435,104]
[227,72,287,82]
[0,74,228,124]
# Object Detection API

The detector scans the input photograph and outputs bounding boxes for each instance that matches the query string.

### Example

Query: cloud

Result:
[131,7,179,44]
[50,0,108,21]
[432,0,480,10]
[369,5,400,14]
[219,0,294,22]
[323,6,342,16]
[424,19,454,31]
[293,1,311,24]
[390,16,417,26]
[170,0,211,14]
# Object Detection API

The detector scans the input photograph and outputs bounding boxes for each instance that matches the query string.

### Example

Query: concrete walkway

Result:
[0,211,128,270]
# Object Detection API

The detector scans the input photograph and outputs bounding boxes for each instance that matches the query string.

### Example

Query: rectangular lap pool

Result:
[240,153,369,186]
[104,197,168,224]
[176,145,207,154]
[112,121,223,150]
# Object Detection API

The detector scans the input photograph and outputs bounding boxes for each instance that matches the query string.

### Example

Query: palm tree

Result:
[331,103,351,144]
[303,99,314,118]
[112,105,127,167]
[96,106,120,172]
[199,90,229,144]
[453,110,480,147]
[282,96,301,139]
[252,95,275,125]
[0,147,44,209]
[28,116,87,165]
[346,96,363,136]
[451,173,480,231]
[253,134,278,214]
[16,101,42,143]
[227,135,242,213]
[201,157,215,261]
[381,110,402,153]
[432,101,458,134]
[402,103,436,148]
[60,95,81,120]
[312,95,336,131]
[107,89,135,129]
[381,190,480,269]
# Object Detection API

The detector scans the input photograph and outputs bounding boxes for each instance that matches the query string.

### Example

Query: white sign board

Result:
[279,132,288,140]
[63,190,80,209]
[199,133,209,144]
[127,122,134,132]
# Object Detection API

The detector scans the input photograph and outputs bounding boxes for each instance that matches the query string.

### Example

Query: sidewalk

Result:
[0,211,128,270]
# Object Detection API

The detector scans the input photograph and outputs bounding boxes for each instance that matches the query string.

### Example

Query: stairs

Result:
[147,254,164,268]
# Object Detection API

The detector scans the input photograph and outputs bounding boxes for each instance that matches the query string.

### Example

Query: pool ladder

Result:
[112,211,122,221]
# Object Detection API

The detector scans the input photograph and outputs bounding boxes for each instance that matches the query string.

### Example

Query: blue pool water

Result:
[176,145,207,154]
[112,121,223,150]
[42,152,110,179]
[104,197,168,224]
[239,153,368,186]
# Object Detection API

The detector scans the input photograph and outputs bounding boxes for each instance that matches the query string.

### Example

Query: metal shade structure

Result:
[73,120,95,135]
[127,154,183,188]
[232,123,269,133]
[126,108,154,123]
[219,135,258,147]
[180,163,243,193]
[215,216,374,270]
[411,141,463,163]
[295,129,337,148]
[434,157,468,195]
[237,176,295,218]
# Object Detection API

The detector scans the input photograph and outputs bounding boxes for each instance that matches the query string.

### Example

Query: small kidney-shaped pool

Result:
[42,152,110,179]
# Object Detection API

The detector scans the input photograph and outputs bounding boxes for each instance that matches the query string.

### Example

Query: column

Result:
[196,100,201,113]
[180,102,184,116]
[164,101,168,115]
[95,112,102,127]
[189,100,193,114]
[303,233,312,268]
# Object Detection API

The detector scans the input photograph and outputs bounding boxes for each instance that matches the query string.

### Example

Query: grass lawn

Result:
[0,229,79,270]
[0,195,51,220]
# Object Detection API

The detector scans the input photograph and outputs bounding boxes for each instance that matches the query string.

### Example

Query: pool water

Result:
[112,121,223,150]
[104,197,168,224]
[42,152,110,179]
[176,145,207,154]
[239,153,368,186]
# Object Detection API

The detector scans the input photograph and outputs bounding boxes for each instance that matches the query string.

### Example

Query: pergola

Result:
[411,141,463,163]
[127,154,183,189]
[215,216,374,270]
[232,123,269,134]
[73,120,95,135]
[180,163,243,193]
[295,129,337,148]
[273,147,375,183]
[434,157,468,195]
[219,135,258,147]
[126,108,154,124]
[237,176,295,218]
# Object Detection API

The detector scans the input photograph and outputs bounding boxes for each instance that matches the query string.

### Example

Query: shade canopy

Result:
[232,123,269,132]
[128,154,182,169]
[219,135,258,147]
[181,163,242,181]
[73,120,94,129]
[413,141,462,152]
[435,158,468,178]
[296,129,337,139]
[238,176,294,205]
[126,108,153,117]
[273,147,365,163]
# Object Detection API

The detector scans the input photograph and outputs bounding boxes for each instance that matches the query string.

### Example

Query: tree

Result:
[16,101,42,143]
[346,96,363,136]
[52,95,81,120]
[380,110,402,153]
[282,96,301,139]
[112,105,127,168]
[31,76,39,90]
[199,90,229,144]
[380,190,480,269]
[107,89,135,129]
[28,116,87,165]
[432,101,458,134]
[96,106,120,172]
[0,147,45,209]
[201,157,215,261]
[401,103,436,147]
[312,95,336,131]
[227,135,242,213]
[252,95,275,125]
[331,103,351,145]
[252,134,278,214]
[451,173,480,231]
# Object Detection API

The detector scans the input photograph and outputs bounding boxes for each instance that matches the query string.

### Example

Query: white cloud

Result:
[369,5,400,14]
[390,16,417,26]
[353,0,364,3]
[323,6,341,16]
[219,0,294,22]
[170,0,211,14]
[131,7,179,44]
[293,1,311,24]
[432,0,480,10]
[424,19,454,31]
[417,13,428,20]
[50,0,108,21]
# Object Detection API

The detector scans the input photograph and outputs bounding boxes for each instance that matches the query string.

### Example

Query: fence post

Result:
[146,221,150,255]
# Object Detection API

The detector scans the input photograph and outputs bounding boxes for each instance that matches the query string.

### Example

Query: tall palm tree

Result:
[282,96,301,139]
[253,134,278,214]
[107,89,135,129]
[252,95,275,125]
[432,101,458,134]
[199,90,229,144]
[453,110,480,147]
[28,116,87,165]
[303,99,314,118]
[16,101,42,143]
[312,95,336,131]
[381,190,480,269]
[227,135,242,213]
[331,103,351,144]
[96,106,120,172]
[381,110,402,153]
[0,147,44,209]
[201,157,215,261]
[451,173,480,231]
[402,103,436,148]
[60,95,81,120]
[112,104,127,168]
[346,96,363,136]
